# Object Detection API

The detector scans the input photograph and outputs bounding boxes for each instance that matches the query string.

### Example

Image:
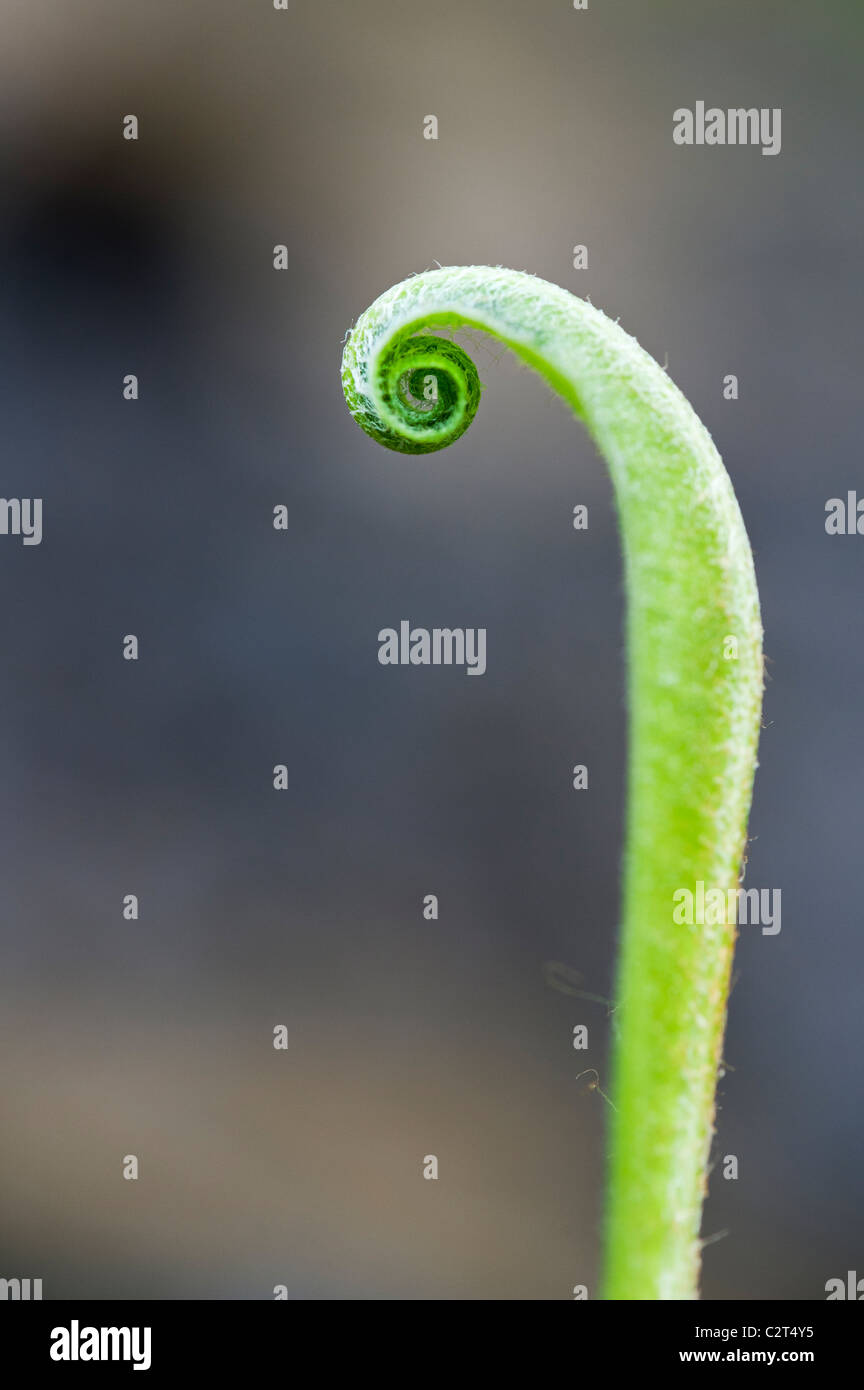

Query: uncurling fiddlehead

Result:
[341,266,763,1300]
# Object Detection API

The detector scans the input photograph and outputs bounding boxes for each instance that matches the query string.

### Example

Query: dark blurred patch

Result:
[2,152,180,335]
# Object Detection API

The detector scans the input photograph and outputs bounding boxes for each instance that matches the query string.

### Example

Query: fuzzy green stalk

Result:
[341,266,763,1300]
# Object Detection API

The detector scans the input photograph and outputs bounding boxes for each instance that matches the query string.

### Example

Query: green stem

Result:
[341,266,763,1300]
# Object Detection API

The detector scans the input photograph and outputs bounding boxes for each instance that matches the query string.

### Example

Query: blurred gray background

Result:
[0,0,860,1299]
